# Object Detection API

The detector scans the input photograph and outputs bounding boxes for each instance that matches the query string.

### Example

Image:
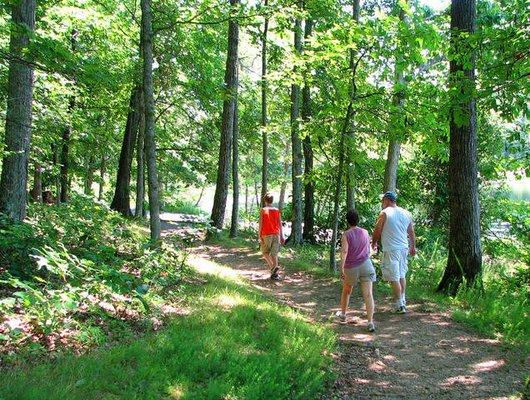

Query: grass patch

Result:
[0,256,336,400]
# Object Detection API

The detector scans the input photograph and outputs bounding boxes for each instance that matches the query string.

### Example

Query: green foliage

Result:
[0,251,335,400]
[0,196,189,355]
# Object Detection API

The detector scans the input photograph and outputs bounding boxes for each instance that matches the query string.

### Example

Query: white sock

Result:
[401,294,406,306]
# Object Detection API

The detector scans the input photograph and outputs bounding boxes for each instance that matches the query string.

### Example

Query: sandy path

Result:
[184,240,528,400]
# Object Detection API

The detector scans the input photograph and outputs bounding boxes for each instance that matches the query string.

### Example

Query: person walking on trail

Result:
[372,191,416,314]
[336,209,377,332]
[258,193,285,280]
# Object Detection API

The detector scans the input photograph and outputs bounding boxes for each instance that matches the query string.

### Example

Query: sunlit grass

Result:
[0,256,336,400]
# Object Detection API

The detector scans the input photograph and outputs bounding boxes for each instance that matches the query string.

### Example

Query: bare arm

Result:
[279,212,285,244]
[371,212,387,250]
[407,221,416,256]
[340,233,348,277]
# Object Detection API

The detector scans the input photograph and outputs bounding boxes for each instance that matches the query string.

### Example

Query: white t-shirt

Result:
[381,206,412,252]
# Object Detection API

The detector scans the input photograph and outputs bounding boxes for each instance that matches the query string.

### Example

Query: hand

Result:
[371,242,378,252]
[409,246,416,256]
[280,237,285,245]
[340,271,345,281]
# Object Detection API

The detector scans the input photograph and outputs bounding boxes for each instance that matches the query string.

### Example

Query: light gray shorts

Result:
[343,259,376,286]
[382,249,409,281]
[260,234,280,257]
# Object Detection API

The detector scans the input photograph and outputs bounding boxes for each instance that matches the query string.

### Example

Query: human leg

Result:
[360,281,374,323]
[400,277,407,306]
[340,282,353,316]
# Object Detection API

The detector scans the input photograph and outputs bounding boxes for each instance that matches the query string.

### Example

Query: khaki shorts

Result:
[343,259,376,286]
[382,249,408,281]
[260,234,280,257]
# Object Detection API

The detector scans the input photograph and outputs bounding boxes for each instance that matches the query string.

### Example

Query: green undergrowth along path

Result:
[0,258,335,400]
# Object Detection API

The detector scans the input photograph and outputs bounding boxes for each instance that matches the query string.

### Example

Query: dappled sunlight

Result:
[441,374,482,386]
[368,360,388,372]
[215,293,246,310]
[187,254,244,283]
[472,359,506,373]
[167,385,185,399]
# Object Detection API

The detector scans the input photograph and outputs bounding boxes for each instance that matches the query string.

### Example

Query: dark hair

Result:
[346,209,359,226]
[263,192,274,205]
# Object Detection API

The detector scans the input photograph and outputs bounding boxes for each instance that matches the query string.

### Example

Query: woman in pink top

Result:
[337,209,376,332]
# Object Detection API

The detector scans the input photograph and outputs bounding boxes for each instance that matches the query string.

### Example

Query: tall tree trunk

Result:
[383,1,406,193]
[52,143,60,203]
[135,92,146,218]
[98,154,106,201]
[345,0,360,211]
[0,0,36,221]
[260,0,269,206]
[437,0,482,295]
[211,0,240,229]
[84,153,95,196]
[279,139,290,211]
[30,162,42,202]
[245,184,249,213]
[302,19,315,243]
[59,29,78,203]
[230,100,239,238]
[110,86,142,216]
[141,0,161,241]
[329,103,354,270]
[290,5,303,246]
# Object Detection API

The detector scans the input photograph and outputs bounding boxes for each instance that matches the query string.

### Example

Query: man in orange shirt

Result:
[258,193,285,280]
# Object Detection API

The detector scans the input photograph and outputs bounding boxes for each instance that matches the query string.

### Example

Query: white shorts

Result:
[382,249,408,281]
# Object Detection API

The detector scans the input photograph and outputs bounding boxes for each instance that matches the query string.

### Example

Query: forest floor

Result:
[161,219,529,400]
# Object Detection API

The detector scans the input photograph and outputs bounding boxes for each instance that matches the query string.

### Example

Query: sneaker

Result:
[396,305,407,314]
[270,272,281,281]
[271,266,279,275]
[367,322,375,332]
[335,311,346,323]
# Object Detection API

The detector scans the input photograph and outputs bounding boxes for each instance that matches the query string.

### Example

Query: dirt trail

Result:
[160,216,527,399]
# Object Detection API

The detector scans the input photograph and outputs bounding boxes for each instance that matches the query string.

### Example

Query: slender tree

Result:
[383,0,407,193]
[211,0,240,229]
[345,0,360,210]
[98,153,106,201]
[0,0,37,221]
[135,92,146,218]
[437,0,482,295]
[59,29,78,203]
[230,100,240,238]
[141,0,161,241]
[290,3,304,245]
[278,139,290,211]
[302,19,315,243]
[260,0,269,206]
[30,162,42,202]
[110,86,142,216]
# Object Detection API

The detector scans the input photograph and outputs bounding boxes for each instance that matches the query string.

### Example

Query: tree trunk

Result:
[290,6,303,246]
[260,0,269,207]
[0,0,37,221]
[211,0,240,229]
[345,0,360,211]
[59,29,78,203]
[329,103,353,270]
[84,153,95,196]
[30,162,42,202]
[230,100,239,238]
[383,1,406,193]
[279,139,290,211]
[437,0,482,295]
[302,19,315,243]
[110,86,141,216]
[135,91,146,217]
[141,0,161,241]
[98,154,106,201]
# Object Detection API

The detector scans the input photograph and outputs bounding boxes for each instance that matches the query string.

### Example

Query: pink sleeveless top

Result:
[344,227,370,268]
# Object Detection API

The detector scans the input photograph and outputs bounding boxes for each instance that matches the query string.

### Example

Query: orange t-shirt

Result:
[260,207,281,236]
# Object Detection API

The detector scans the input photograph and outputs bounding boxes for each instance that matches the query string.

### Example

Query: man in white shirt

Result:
[372,191,416,313]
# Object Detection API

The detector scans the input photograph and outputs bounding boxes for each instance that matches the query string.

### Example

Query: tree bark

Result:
[260,0,269,206]
[329,103,354,270]
[211,0,240,229]
[230,100,239,238]
[30,162,42,202]
[302,19,315,243]
[0,0,36,221]
[98,154,106,201]
[290,6,303,246]
[135,90,146,217]
[345,0,360,211]
[84,153,95,196]
[110,86,142,216]
[437,0,482,295]
[383,1,406,193]
[59,29,78,203]
[141,0,161,241]
[279,139,290,211]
